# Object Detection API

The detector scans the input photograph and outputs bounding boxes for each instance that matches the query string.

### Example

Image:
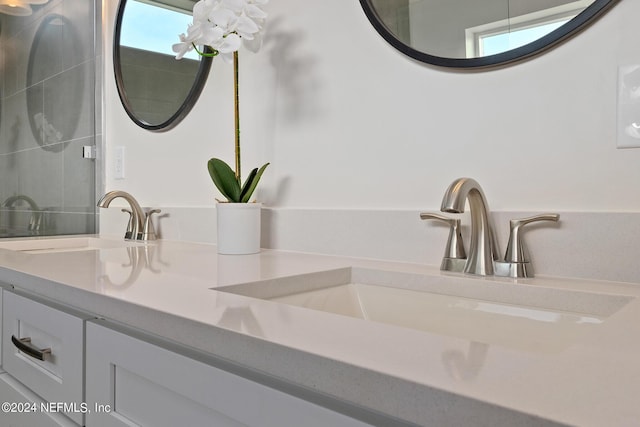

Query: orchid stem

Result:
[192,43,218,57]
[233,51,241,183]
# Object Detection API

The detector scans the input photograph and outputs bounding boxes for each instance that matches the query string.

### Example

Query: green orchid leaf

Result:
[239,168,259,202]
[240,162,270,203]
[207,158,241,202]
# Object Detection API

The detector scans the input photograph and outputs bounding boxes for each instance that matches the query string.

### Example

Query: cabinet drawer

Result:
[2,291,86,425]
[0,373,79,427]
[87,321,372,427]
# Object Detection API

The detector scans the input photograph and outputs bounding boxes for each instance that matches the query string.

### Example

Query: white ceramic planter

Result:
[216,202,262,255]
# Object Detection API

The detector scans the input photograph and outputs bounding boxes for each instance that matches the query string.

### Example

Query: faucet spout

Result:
[3,194,40,211]
[3,195,43,234]
[97,191,146,240]
[440,178,498,276]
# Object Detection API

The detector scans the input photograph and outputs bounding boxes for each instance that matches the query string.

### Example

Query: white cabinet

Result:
[86,320,373,427]
[0,373,79,427]
[0,287,3,372]
[2,291,90,426]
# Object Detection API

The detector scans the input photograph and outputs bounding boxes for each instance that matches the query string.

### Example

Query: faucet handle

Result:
[142,209,161,241]
[27,211,43,234]
[420,212,466,272]
[121,209,134,240]
[504,213,560,263]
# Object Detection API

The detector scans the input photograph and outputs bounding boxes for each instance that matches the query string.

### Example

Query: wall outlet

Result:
[114,146,125,179]
[617,65,640,149]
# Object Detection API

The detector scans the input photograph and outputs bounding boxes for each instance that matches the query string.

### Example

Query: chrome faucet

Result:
[3,194,39,210]
[440,177,498,276]
[97,191,160,241]
[421,178,559,278]
[2,195,42,233]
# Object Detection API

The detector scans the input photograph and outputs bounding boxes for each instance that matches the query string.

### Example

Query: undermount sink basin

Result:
[0,237,143,254]
[217,267,633,352]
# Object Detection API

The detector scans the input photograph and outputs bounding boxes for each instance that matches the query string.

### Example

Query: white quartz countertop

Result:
[0,235,639,426]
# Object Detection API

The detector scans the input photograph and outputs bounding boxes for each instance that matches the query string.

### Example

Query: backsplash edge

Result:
[98,207,640,284]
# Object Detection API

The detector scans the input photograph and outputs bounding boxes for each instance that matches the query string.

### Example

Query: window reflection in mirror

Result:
[372,0,591,59]
[120,0,195,59]
[114,0,211,131]
[477,21,570,57]
[466,2,584,57]
[363,0,616,68]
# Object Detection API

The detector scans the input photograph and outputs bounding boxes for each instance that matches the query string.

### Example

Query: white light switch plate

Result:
[617,65,640,149]
[114,146,125,179]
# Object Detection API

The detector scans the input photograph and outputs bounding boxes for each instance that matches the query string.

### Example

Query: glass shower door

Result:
[0,0,99,237]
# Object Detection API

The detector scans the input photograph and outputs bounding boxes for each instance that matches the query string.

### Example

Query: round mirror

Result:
[27,14,84,152]
[114,0,212,131]
[359,0,619,68]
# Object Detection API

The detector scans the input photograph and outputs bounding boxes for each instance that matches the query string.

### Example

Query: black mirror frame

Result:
[359,0,620,69]
[113,0,213,132]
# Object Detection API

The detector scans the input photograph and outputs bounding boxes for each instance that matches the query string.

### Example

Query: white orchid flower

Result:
[175,0,268,60]
[241,32,262,53]
[216,33,242,62]
[172,39,192,60]
[209,7,237,31]
[235,15,260,39]
[245,5,266,21]
[192,0,215,21]
[221,0,245,13]
[172,22,204,59]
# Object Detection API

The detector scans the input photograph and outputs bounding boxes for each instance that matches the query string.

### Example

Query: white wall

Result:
[101,0,640,282]
[103,0,640,211]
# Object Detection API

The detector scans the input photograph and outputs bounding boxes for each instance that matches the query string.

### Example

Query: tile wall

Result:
[0,0,98,237]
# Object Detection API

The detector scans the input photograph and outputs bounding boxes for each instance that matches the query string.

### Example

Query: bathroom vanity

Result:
[0,236,638,427]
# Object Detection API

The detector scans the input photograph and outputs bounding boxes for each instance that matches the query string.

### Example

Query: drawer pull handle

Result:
[11,336,51,361]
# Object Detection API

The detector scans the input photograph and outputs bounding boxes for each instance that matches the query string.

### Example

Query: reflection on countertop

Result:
[0,235,639,427]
